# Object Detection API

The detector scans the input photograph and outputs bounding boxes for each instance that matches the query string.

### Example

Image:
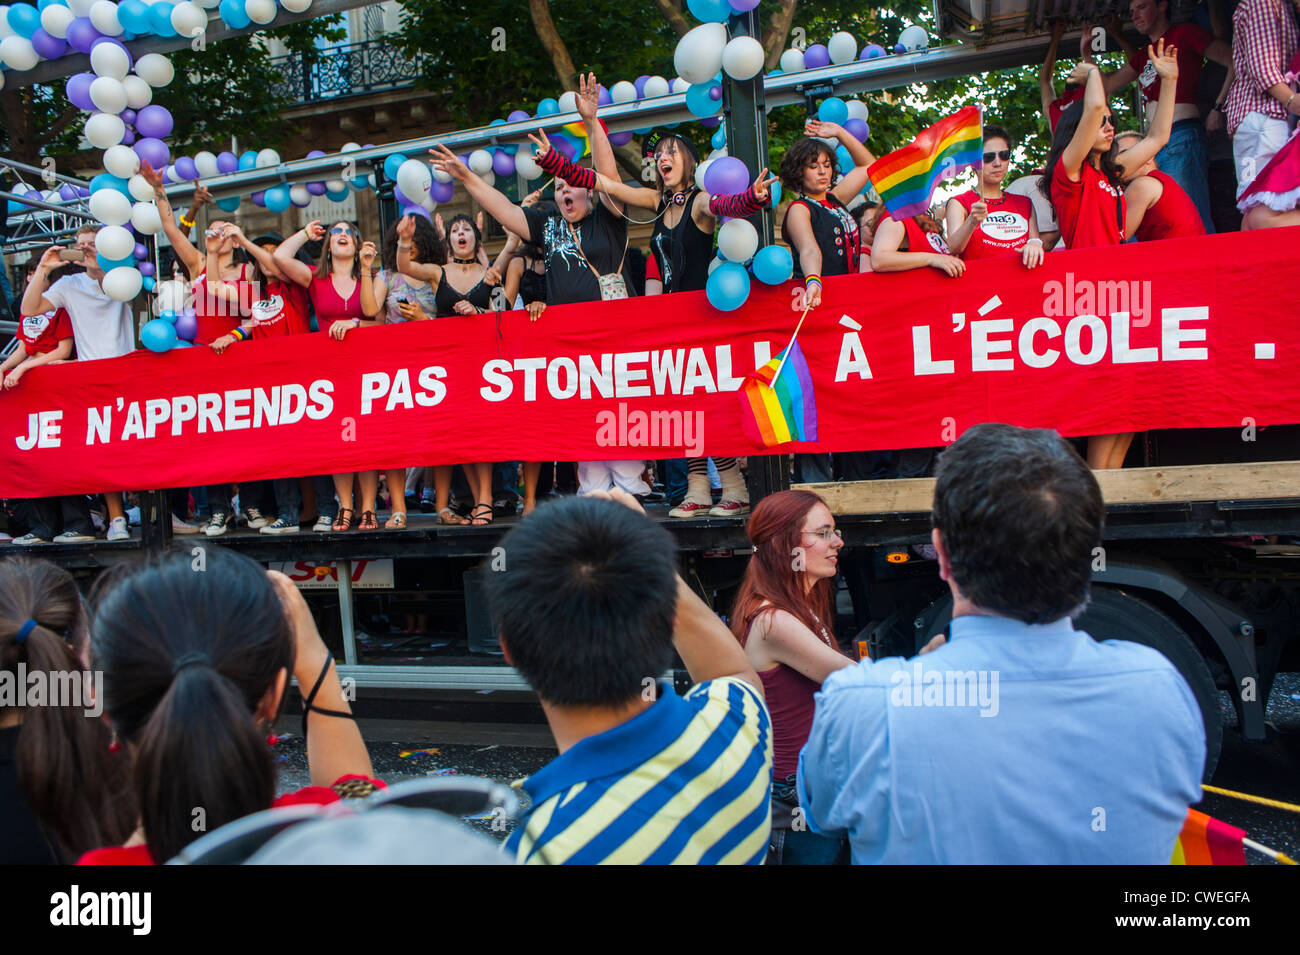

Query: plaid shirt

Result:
[1225,0,1300,135]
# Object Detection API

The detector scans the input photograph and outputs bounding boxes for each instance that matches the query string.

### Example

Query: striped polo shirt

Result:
[506,677,773,865]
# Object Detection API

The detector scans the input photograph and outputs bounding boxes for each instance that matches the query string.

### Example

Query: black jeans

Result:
[19,496,92,539]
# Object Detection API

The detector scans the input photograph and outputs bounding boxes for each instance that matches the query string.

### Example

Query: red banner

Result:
[3,229,1299,498]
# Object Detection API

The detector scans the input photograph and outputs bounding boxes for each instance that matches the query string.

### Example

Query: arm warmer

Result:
[535,149,597,190]
[709,185,765,219]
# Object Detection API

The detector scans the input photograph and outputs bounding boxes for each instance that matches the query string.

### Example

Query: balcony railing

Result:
[269,39,433,105]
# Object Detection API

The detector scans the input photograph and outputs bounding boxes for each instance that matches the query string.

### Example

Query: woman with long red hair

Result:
[729,489,852,864]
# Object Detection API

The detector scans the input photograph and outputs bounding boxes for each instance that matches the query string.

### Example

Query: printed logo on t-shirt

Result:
[1139,60,1157,90]
[22,311,53,341]
[926,232,950,254]
[251,295,285,327]
[980,211,1030,242]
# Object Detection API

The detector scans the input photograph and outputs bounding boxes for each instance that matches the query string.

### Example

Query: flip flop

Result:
[436,507,469,525]
[384,511,408,529]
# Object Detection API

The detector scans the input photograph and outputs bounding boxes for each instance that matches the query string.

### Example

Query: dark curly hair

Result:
[779,137,839,195]
[382,214,445,273]
[445,214,482,258]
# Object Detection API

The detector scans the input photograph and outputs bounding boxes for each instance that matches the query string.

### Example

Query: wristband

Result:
[397,240,411,248]
[230,327,249,342]
[804,274,822,287]
[179,214,196,229]
[1024,238,1043,246]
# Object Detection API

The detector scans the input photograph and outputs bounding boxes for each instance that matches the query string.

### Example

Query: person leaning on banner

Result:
[1114,131,1209,240]
[869,208,966,276]
[944,124,1045,268]
[797,424,1205,864]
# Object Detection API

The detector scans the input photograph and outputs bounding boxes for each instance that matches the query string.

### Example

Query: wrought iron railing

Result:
[269,39,432,105]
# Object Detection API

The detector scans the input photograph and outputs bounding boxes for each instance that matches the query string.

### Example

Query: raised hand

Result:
[428,145,471,182]
[139,160,165,194]
[527,130,553,164]
[1151,39,1178,81]
[38,246,67,272]
[396,214,415,242]
[359,240,377,269]
[804,119,843,141]
[576,72,599,121]
[433,212,445,239]
[475,211,485,233]
[969,199,988,223]
[751,167,779,202]
[484,265,502,286]
[193,184,212,208]
[521,188,543,208]
[305,219,326,241]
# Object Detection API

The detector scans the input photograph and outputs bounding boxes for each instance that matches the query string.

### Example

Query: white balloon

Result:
[673,22,727,86]
[846,99,869,123]
[88,189,132,226]
[128,174,154,202]
[66,0,96,16]
[255,148,280,168]
[642,75,669,98]
[130,200,163,234]
[193,150,218,178]
[695,159,713,192]
[707,147,727,160]
[670,77,690,94]
[324,178,346,192]
[717,218,759,263]
[430,166,451,184]
[40,4,75,38]
[279,0,312,11]
[89,0,124,36]
[396,158,432,200]
[169,1,207,38]
[610,80,636,104]
[134,53,174,88]
[827,31,857,65]
[779,48,805,73]
[898,25,929,53]
[707,256,724,276]
[193,0,221,8]
[467,149,493,176]
[721,36,764,81]
[0,35,38,71]
[90,43,129,80]
[290,184,311,207]
[164,165,178,182]
[480,170,495,188]
[103,144,140,178]
[95,224,134,260]
[514,152,541,181]
[340,141,361,153]
[102,266,143,302]
[557,90,577,114]
[420,195,436,213]
[244,0,276,23]
[122,75,152,108]
[89,76,127,113]
[84,112,126,149]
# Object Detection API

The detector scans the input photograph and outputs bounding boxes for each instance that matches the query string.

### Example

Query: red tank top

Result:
[895,215,950,256]
[192,263,251,345]
[308,275,363,328]
[1134,170,1207,242]
[952,190,1034,259]
[758,662,820,781]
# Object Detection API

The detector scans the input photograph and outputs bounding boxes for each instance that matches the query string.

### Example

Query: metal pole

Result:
[337,559,358,665]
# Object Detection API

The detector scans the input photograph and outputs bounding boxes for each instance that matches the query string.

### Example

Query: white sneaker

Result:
[0,532,12,543]
[313,515,333,533]
[205,512,230,537]
[53,530,96,544]
[243,507,269,530]
[13,533,48,545]
[107,517,130,542]
[172,514,200,535]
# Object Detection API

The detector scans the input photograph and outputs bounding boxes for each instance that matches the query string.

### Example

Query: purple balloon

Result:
[251,190,265,207]
[609,130,635,146]
[306,149,326,159]
[700,116,720,129]
[216,151,238,174]
[66,72,96,111]
[134,137,170,170]
[120,128,135,146]
[65,18,101,54]
[430,179,455,204]
[728,0,761,10]
[135,105,174,140]
[58,183,78,201]
[804,44,830,69]
[492,149,515,177]
[306,181,327,196]
[844,118,869,142]
[121,108,136,124]
[507,109,530,122]
[634,75,650,97]
[174,156,199,181]
[31,28,67,59]
[392,183,409,206]
[703,156,750,196]
[860,44,887,60]
[400,204,431,221]
[160,166,172,183]
[76,186,91,198]
[709,85,722,101]
[133,242,148,259]
[597,84,611,106]
[174,311,198,343]
[138,261,155,277]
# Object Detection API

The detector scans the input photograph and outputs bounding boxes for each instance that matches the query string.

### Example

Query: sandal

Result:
[359,510,379,531]
[470,504,494,526]
[331,507,354,532]
[436,507,470,526]
[384,511,407,529]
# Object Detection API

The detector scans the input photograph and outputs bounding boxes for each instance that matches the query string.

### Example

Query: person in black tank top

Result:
[650,189,713,293]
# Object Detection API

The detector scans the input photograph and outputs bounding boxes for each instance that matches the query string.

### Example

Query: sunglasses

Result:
[329,227,357,237]
[205,228,224,238]
[1101,115,1115,129]
[982,150,1011,163]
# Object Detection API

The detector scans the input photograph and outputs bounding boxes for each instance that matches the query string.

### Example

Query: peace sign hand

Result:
[751,167,779,202]
[527,129,553,164]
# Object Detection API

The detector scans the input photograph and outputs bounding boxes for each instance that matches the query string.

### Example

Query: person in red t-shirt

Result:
[1040,19,1139,134]
[1,305,74,390]
[1115,131,1209,240]
[77,548,377,865]
[945,124,1045,268]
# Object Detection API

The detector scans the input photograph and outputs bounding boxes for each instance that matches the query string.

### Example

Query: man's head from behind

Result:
[484,496,679,707]
[932,424,1104,624]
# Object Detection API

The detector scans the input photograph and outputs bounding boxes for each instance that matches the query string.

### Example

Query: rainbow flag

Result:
[867,105,983,219]
[1171,809,1246,865]
[561,121,592,159]
[740,340,817,447]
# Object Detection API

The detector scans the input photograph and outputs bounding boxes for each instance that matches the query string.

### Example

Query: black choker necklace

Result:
[451,256,476,265]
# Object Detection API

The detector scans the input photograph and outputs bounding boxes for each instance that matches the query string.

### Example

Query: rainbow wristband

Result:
[804,274,822,287]
[230,327,249,342]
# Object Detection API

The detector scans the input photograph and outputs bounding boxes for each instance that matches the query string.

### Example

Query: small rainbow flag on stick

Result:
[867,105,983,219]
[741,338,817,447]
[1170,809,1246,865]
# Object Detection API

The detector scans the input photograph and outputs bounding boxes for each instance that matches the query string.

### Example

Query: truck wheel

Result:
[1076,587,1223,782]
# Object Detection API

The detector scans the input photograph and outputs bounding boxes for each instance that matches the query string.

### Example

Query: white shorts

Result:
[576,460,650,496]
[1232,112,1292,207]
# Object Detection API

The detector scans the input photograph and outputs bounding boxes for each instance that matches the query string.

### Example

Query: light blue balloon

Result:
[160,309,177,324]
[7,4,41,38]
[218,0,249,30]
[685,82,721,119]
[706,262,751,312]
[382,153,407,181]
[148,1,177,37]
[686,0,730,23]
[118,0,150,33]
[264,184,292,214]
[37,0,67,11]
[216,195,241,212]
[173,340,195,348]
[768,69,783,76]
[711,128,727,150]
[835,145,853,172]
[351,174,370,191]
[238,150,258,170]
[769,181,782,208]
[141,319,178,353]
[326,186,349,201]
[818,97,850,126]
[536,98,559,116]
[90,173,131,197]
[142,276,156,292]
[96,253,135,272]
[751,244,794,285]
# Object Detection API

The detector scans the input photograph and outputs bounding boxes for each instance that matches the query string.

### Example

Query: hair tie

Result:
[171,652,212,677]
[15,619,38,644]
